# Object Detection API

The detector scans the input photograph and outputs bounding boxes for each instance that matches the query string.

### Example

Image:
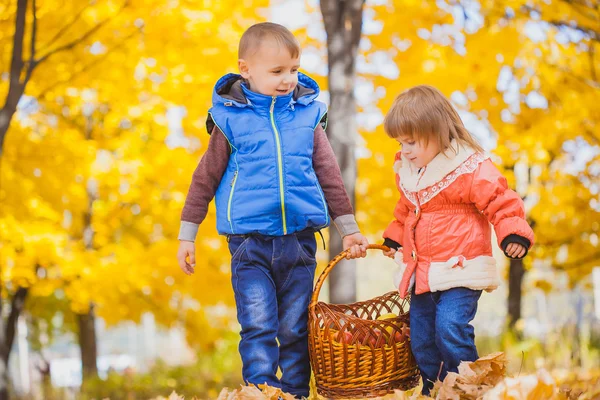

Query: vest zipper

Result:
[227,170,238,231]
[270,96,287,235]
[208,112,238,234]
[316,184,329,228]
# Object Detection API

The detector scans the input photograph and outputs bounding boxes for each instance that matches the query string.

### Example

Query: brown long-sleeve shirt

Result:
[179,125,358,241]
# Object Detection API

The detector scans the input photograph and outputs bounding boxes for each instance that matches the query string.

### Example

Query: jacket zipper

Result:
[270,97,287,235]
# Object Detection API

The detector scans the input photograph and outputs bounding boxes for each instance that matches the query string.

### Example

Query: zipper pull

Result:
[230,171,238,186]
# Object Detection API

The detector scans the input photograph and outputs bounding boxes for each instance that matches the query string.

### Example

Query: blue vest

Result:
[208,73,329,236]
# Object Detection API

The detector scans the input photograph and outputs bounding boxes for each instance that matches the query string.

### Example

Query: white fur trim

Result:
[428,255,500,293]
[397,141,489,206]
[393,159,402,175]
[392,252,405,288]
[417,152,488,205]
[393,252,414,293]
[399,141,478,192]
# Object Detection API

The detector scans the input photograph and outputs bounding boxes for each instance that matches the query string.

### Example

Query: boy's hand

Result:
[177,240,196,275]
[506,242,526,259]
[383,247,397,259]
[343,233,369,259]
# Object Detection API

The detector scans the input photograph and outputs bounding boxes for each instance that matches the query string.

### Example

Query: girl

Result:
[381,85,534,394]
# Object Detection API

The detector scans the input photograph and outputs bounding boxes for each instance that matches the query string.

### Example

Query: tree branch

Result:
[0,0,28,155]
[4,0,27,105]
[36,2,94,54]
[590,42,597,82]
[34,26,141,103]
[558,0,600,23]
[535,231,597,248]
[545,61,600,89]
[555,250,600,271]
[548,19,599,43]
[583,127,600,145]
[23,0,37,86]
[35,1,129,67]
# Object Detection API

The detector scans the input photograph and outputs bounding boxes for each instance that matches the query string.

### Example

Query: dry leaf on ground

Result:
[483,369,560,400]
[431,352,508,400]
[216,384,296,400]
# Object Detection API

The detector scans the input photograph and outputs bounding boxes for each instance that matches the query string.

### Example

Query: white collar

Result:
[394,140,480,192]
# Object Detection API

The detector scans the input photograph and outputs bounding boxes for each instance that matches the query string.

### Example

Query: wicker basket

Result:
[308,244,420,399]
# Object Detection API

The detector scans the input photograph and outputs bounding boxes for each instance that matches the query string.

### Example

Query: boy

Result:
[176,22,368,398]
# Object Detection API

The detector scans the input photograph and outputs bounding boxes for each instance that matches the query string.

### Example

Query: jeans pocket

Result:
[228,236,250,262]
[429,292,440,305]
[295,233,317,266]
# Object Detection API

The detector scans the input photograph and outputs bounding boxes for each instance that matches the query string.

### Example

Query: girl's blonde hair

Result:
[383,85,484,154]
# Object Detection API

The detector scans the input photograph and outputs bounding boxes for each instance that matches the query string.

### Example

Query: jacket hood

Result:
[206,72,322,134]
[211,72,321,108]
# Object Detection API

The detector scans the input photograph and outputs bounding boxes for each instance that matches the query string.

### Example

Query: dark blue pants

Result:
[228,231,317,398]
[410,287,482,394]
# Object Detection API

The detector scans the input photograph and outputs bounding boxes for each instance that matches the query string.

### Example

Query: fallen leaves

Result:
[149,391,187,400]
[430,352,508,400]
[483,370,558,400]
[154,353,600,400]
[217,384,296,400]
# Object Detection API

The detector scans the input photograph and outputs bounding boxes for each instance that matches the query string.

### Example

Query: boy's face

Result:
[238,39,300,97]
[397,135,441,169]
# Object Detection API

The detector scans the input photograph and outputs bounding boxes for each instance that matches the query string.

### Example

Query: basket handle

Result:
[309,244,391,309]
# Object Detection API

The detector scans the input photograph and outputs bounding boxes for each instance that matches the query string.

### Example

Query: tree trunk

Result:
[507,258,524,329]
[0,288,29,400]
[0,0,29,159]
[36,359,51,400]
[77,305,98,379]
[320,0,365,304]
[78,118,98,381]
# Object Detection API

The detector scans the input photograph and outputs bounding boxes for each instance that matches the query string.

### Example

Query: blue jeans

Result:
[228,230,317,398]
[410,287,481,395]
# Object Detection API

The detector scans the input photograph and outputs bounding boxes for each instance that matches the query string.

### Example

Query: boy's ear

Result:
[238,59,250,79]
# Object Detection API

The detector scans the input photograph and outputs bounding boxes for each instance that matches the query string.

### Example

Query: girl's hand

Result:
[177,240,196,275]
[383,247,397,259]
[506,243,526,259]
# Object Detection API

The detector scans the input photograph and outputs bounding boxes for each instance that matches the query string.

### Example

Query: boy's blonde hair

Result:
[384,85,484,154]
[239,22,301,59]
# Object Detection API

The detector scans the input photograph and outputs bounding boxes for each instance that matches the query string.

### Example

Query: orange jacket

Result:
[383,142,534,298]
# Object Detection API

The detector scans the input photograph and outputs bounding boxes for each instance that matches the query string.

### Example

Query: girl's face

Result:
[397,135,441,169]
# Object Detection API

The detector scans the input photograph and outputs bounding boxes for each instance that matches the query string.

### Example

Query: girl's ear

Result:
[238,59,250,79]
